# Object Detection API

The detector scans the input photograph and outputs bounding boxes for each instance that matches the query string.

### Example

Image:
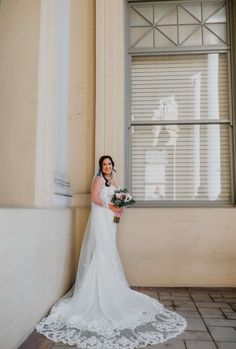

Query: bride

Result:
[36,155,187,348]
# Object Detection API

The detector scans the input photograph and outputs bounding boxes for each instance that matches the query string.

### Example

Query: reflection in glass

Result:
[131,54,228,122]
[131,124,230,202]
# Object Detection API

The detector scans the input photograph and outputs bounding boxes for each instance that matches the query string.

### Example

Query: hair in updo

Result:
[98,155,116,187]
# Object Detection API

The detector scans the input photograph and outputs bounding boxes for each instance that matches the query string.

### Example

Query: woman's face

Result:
[102,158,113,176]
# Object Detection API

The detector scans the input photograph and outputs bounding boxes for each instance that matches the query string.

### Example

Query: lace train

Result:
[36,301,187,348]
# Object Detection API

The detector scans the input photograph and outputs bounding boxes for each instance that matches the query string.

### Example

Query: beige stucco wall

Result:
[67,0,96,262]
[0,208,75,349]
[68,0,95,194]
[117,207,236,287]
[0,0,40,206]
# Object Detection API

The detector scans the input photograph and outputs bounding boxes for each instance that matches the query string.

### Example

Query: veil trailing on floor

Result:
[36,172,187,349]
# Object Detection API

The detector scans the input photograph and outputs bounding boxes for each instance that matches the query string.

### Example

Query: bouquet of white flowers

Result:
[111,189,135,223]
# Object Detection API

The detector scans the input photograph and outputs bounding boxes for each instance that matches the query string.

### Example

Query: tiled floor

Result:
[19,287,236,349]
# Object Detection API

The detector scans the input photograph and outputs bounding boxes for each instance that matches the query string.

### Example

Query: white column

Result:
[95,0,125,184]
[34,0,72,207]
[53,0,72,205]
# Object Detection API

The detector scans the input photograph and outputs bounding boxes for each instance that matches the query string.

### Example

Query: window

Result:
[126,0,233,205]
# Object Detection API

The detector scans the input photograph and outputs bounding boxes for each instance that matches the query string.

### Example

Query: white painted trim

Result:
[34,0,57,207]
[73,194,91,208]
[53,0,73,206]
[95,0,125,185]
[35,0,72,207]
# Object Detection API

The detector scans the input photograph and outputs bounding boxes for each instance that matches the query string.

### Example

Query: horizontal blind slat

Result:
[131,52,231,202]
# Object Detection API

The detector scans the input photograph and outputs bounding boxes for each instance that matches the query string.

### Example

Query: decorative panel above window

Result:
[128,1,228,49]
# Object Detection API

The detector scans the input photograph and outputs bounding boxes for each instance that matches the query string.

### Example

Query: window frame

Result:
[125,0,236,207]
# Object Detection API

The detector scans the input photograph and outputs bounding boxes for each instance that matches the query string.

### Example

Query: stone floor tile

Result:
[222,293,236,297]
[177,310,201,318]
[178,331,212,340]
[221,308,235,313]
[159,295,177,301]
[185,341,217,349]
[225,313,236,320]
[209,293,223,297]
[161,300,173,304]
[160,295,191,301]
[165,305,175,310]
[216,343,236,349]
[52,344,78,349]
[212,297,236,303]
[208,326,236,342]
[158,292,171,296]
[18,331,53,349]
[173,296,191,300]
[174,301,197,310]
[195,302,231,309]
[142,290,159,298]
[144,339,185,348]
[186,318,207,331]
[171,291,190,295]
[204,319,236,327]
[198,307,224,319]
[222,307,235,313]
[52,344,75,348]
[191,294,212,302]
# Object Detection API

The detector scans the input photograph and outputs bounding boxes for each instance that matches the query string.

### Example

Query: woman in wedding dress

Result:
[36,155,187,348]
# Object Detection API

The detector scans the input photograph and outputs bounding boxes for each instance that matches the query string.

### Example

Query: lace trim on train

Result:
[36,306,187,349]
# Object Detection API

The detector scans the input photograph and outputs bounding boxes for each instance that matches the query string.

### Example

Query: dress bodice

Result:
[99,177,117,206]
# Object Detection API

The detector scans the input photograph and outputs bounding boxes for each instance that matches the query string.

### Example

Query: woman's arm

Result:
[91,176,105,207]
[91,176,122,213]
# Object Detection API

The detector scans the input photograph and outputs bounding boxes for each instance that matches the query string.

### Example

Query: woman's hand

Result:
[108,203,123,215]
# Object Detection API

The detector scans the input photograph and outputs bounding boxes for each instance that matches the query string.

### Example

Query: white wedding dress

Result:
[36,175,187,348]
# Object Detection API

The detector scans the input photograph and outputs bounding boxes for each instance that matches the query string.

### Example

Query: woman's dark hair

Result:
[98,155,116,186]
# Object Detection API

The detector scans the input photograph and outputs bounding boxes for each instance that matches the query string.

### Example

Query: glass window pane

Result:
[180,3,202,22]
[154,29,176,47]
[178,6,200,24]
[132,5,153,24]
[131,124,231,202]
[154,4,177,24]
[155,26,177,45]
[130,27,153,48]
[129,7,152,26]
[203,1,224,22]
[179,25,201,45]
[205,23,227,43]
[131,54,229,122]
[203,26,224,45]
[205,5,226,23]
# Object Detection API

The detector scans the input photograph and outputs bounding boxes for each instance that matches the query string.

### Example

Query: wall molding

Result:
[95,0,125,185]
[73,193,91,208]
[34,0,72,207]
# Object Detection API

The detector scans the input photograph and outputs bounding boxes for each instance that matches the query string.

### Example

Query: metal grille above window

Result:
[129,0,228,49]
[126,0,233,205]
